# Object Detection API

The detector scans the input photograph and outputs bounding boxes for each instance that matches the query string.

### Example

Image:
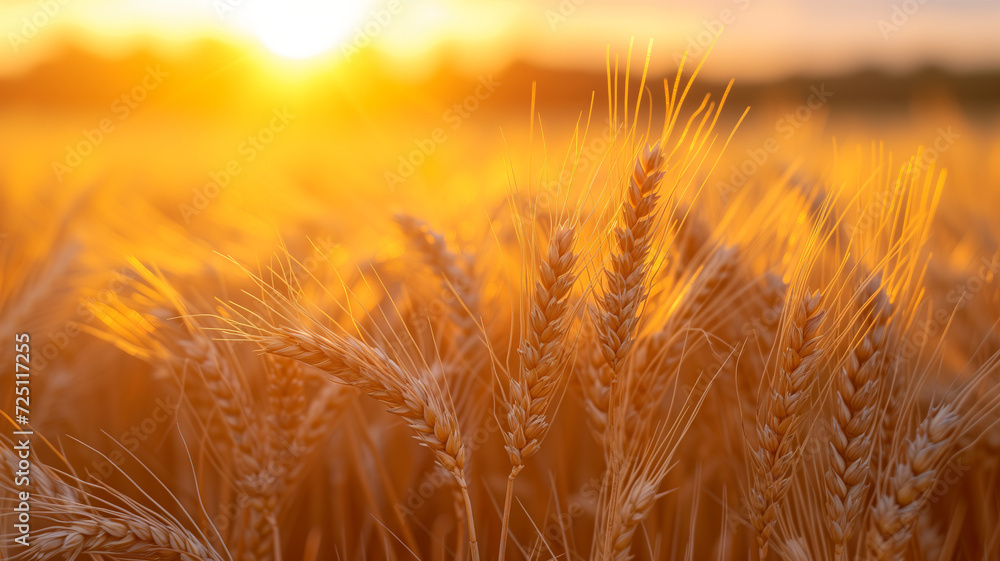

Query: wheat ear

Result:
[593,141,666,373]
[231,323,479,560]
[249,327,466,469]
[595,371,716,561]
[867,404,960,561]
[24,518,222,561]
[598,476,660,561]
[504,225,579,467]
[751,290,826,559]
[2,445,223,561]
[499,225,579,561]
[175,336,276,561]
[580,330,613,438]
[585,142,666,445]
[237,359,339,561]
[396,214,479,329]
[825,287,891,560]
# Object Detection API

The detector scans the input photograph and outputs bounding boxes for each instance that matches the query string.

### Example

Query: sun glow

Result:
[238,0,372,59]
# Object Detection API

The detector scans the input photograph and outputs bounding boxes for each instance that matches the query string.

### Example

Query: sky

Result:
[2,0,999,79]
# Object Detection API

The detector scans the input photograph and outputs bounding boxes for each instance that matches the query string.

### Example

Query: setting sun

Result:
[237,0,372,59]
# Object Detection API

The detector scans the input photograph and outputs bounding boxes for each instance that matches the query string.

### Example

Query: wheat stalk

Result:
[751,289,826,559]
[227,320,479,560]
[592,141,666,374]
[867,404,960,561]
[2,444,223,561]
[499,224,579,561]
[585,142,666,447]
[825,286,891,560]
[23,517,222,561]
[503,225,579,468]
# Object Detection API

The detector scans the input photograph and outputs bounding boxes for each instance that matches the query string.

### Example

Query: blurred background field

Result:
[2,0,999,263]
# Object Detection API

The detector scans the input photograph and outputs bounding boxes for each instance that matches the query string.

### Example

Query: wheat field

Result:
[2,44,1000,561]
